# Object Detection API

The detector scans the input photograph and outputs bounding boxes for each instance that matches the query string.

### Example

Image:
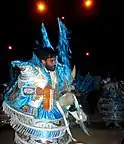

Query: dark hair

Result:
[34,48,57,60]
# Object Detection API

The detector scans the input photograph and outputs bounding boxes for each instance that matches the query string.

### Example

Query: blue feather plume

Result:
[41,23,54,50]
[55,18,72,89]
[57,18,71,67]
[80,73,94,92]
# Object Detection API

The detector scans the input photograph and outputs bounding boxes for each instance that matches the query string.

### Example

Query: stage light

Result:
[8,45,12,50]
[84,0,93,8]
[36,2,46,13]
[86,52,90,56]
[61,16,65,19]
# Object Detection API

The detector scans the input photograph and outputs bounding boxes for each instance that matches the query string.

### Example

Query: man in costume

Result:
[3,18,89,144]
[98,77,124,128]
[34,48,57,95]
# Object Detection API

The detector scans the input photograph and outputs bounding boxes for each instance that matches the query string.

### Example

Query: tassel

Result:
[56,101,77,142]
[73,95,91,135]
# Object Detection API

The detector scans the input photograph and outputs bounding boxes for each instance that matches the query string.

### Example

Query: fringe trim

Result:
[15,132,72,144]
[15,132,29,144]
[73,95,91,136]
[3,101,67,139]
[3,101,35,126]
[15,132,42,144]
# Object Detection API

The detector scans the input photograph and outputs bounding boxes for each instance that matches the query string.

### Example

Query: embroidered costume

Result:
[3,18,89,144]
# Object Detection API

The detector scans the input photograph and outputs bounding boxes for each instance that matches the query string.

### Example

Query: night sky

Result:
[0,0,123,82]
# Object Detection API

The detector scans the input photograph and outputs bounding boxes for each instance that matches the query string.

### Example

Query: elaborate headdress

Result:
[31,18,72,90]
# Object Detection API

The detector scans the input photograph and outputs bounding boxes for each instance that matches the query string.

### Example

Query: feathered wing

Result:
[4,60,31,100]
[11,60,36,70]
[80,72,94,94]
[56,18,72,90]
[41,23,54,49]
[57,18,71,67]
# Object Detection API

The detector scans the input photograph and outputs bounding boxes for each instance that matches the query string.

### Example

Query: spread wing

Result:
[55,18,72,89]
[41,23,54,50]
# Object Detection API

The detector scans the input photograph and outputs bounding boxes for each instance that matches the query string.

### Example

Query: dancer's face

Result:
[42,57,56,71]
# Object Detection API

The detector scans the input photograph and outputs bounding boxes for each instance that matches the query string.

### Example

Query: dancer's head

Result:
[35,48,57,71]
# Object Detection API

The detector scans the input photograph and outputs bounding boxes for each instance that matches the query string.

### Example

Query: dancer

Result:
[3,18,89,144]
[98,77,124,128]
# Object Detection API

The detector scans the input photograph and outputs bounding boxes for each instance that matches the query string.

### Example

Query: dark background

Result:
[0,0,123,83]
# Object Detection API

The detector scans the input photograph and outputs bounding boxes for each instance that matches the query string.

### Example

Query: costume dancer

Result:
[3,18,90,144]
[98,77,124,128]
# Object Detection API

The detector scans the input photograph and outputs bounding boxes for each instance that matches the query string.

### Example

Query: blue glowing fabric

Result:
[11,60,38,70]
[55,60,71,90]
[74,70,85,89]
[80,73,94,92]
[13,95,31,108]
[55,18,71,89]
[41,23,54,50]
[57,18,71,67]
[74,72,94,94]
[38,105,63,120]
[16,127,63,139]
